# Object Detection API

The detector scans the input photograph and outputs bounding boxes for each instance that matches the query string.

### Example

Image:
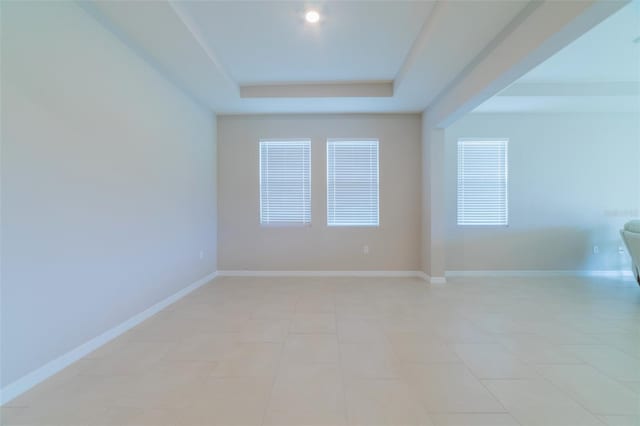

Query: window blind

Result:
[327,140,379,226]
[457,139,508,226]
[259,140,311,225]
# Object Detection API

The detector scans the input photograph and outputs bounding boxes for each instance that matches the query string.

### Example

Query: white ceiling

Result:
[475,0,640,113]
[183,1,434,84]
[87,0,532,114]
[522,0,640,84]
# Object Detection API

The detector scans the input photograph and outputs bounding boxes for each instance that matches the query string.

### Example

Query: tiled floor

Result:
[2,276,639,425]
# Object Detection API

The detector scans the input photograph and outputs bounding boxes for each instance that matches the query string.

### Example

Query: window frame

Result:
[326,138,380,227]
[258,138,312,227]
[456,137,509,227]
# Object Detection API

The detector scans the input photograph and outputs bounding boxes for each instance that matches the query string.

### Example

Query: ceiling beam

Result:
[426,0,630,128]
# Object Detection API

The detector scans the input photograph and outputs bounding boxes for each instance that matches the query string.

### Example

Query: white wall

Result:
[421,116,432,276]
[1,2,217,388]
[444,112,640,272]
[217,114,422,271]
[420,114,447,280]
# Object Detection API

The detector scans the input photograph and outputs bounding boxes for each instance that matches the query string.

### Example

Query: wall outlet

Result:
[618,246,626,255]
[593,245,599,254]
[363,245,369,255]
[199,250,204,260]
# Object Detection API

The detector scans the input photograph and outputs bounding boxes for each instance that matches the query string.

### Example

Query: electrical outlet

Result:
[199,250,204,260]
[363,245,369,255]
[618,246,626,255]
[593,245,599,254]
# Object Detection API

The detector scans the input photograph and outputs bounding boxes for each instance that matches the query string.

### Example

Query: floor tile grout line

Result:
[257,314,289,426]
[452,355,515,423]
[334,293,351,426]
[482,372,614,423]
[534,362,640,419]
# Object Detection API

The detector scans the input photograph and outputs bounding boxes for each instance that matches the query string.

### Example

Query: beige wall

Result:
[217,114,421,271]
[444,112,640,272]
[1,2,217,387]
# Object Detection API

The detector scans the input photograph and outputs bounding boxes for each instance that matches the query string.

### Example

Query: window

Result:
[327,140,379,226]
[259,140,311,225]
[457,139,508,226]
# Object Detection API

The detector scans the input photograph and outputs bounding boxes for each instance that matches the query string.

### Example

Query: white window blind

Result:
[457,139,508,226]
[259,140,311,225]
[327,140,379,226]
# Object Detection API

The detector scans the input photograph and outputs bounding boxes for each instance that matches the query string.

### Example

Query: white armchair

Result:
[621,220,640,286]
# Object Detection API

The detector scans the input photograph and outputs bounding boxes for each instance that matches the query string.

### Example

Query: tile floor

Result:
[2,276,639,426]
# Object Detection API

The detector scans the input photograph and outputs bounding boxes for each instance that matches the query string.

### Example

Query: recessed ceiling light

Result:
[305,10,320,24]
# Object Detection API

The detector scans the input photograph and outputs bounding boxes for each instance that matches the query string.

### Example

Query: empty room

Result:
[2,0,640,425]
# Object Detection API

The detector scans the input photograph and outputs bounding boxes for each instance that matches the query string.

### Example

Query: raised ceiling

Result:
[86,0,532,114]
[182,1,435,84]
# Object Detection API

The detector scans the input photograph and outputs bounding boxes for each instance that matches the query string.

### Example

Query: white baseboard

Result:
[0,271,217,406]
[414,271,428,281]
[217,270,427,279]
[446,270,633,278]
[410,271,447,284]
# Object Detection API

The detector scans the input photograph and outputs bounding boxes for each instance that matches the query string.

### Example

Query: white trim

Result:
[217,270,426,279]
[0,272,217,405]
[446,270,633,278]
[415,271,429,281]
[430,277,447,284]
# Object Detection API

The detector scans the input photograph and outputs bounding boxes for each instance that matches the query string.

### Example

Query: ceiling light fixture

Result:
[305,10,320,24]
